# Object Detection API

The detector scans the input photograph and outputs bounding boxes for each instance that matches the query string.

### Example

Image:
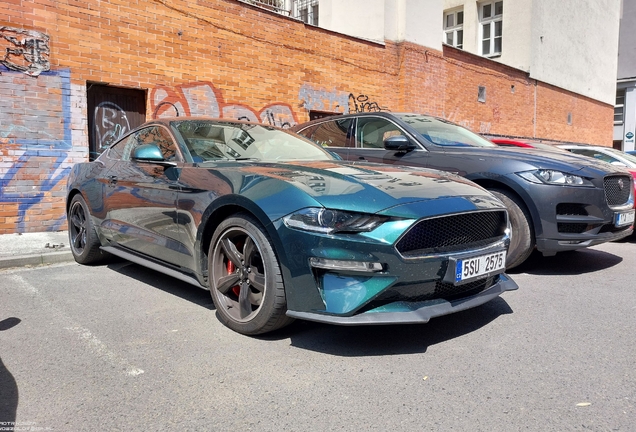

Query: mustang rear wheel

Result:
[490,189,534,269]
[208,214,293,335]
[67,194,106,264]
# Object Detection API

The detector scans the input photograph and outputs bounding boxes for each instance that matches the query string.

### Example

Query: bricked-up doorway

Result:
[87,84,146,160]
[309,110,341,120]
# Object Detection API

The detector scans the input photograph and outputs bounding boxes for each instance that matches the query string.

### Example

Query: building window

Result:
[479,1,503,57]
[293,0,319,26]
[240,0,289,15]
[615,89,625,125]
[478,86,486,103]
[443,9,464,49]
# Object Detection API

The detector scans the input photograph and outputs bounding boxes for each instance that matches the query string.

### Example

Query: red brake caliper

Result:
[227,259,241,297]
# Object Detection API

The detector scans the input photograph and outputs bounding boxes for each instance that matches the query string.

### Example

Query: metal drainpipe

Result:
[534,79,537,138]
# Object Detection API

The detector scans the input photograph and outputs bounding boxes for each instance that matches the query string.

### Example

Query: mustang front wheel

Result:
[209,214,293,335]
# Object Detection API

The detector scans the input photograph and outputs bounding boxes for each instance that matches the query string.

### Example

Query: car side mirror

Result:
[384,135,416,152]
[132,144,177,167]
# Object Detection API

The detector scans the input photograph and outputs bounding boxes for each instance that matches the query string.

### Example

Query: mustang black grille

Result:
[604,175,632,206]
[396,211,507,257]
[357,276,498,313]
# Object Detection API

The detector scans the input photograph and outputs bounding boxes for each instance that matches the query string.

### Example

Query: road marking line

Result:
[8,274,144,377]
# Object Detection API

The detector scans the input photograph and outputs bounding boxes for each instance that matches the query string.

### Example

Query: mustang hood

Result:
[211,160,504,217]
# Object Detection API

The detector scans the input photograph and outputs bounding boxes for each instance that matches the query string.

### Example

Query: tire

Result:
[490,189,535,269]
[67,194,106,264]
[208,214,293,335]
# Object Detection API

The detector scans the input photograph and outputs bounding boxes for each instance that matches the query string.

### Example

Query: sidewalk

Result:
[0,231,74,270]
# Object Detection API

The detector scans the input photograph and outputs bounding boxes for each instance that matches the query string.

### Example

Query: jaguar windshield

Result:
[396,114,497,148]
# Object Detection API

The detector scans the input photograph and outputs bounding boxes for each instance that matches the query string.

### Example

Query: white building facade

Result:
[615,0,636,151]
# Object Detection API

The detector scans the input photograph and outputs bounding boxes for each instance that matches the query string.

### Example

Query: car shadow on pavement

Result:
[0,317,21,426]
[507,246,623,276]
[101,257,513,354]
[106,260,215,310]
[264,297,513,356]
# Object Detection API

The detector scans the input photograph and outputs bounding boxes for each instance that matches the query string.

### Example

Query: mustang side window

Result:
[355,118,403,149]
[128,126,180,162]
[139,126,178,161]
[107,135,133,160]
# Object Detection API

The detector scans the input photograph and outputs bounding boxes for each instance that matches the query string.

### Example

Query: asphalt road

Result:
[1,237,635,431]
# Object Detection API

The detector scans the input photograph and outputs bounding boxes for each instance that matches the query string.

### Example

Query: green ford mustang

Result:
[66,118,517,335]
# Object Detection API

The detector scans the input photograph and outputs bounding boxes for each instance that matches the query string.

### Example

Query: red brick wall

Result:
[0,0,614,233]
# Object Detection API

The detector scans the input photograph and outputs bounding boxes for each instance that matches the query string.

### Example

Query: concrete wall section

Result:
[320,0,386,44]
[530,0,620,105]
[497,0,532,71]
[403,0,443,51]
[618,0,636,79]
[385,0,442,50]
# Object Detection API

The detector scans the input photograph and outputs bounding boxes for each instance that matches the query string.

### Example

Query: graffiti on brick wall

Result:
[348,94,388,113]
[151,82,298,128]
[297,84,388,114]
[95,101,132,150]
[0,69,74,232]
[298,85,349,114]
[0,26,50,77]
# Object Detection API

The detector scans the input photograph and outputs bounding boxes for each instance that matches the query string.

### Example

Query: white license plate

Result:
[615,210,635,227]
[455,251,506,283]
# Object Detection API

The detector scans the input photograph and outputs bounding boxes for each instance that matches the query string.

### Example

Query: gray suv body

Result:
[292,113,635,268]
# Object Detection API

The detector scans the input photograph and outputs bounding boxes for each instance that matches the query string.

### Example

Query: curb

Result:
[0,251,75,270]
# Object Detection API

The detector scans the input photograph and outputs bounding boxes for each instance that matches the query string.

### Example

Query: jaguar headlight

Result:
[283,208,388,234]
[517,170,593,186]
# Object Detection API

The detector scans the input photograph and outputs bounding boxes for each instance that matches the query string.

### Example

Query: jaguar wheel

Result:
[67,194,106,264]
[490,189,535,269]
[208,214,293,335]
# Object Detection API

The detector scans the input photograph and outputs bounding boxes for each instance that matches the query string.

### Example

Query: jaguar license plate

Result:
[455,251,506,284]
[615,210,635,227]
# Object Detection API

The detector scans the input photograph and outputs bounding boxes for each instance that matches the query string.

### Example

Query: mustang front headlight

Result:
[283,208,388,234]
[517,170,593,186]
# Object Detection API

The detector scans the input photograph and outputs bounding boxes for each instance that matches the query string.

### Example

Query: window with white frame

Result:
[239,0,289,15]
[479,1,503,57]
[293,0,319,26]
[615,89,625,124]
[443,9,464,49]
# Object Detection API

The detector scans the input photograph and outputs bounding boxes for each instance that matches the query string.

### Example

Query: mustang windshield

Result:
[396,114,497,147]
[172,120,333,162]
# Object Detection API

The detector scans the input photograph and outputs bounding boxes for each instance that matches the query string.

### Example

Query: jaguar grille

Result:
[604,175,632,206]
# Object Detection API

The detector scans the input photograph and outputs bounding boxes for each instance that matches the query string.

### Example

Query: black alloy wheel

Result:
[209,214,293,335]
[67,194,105,264]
